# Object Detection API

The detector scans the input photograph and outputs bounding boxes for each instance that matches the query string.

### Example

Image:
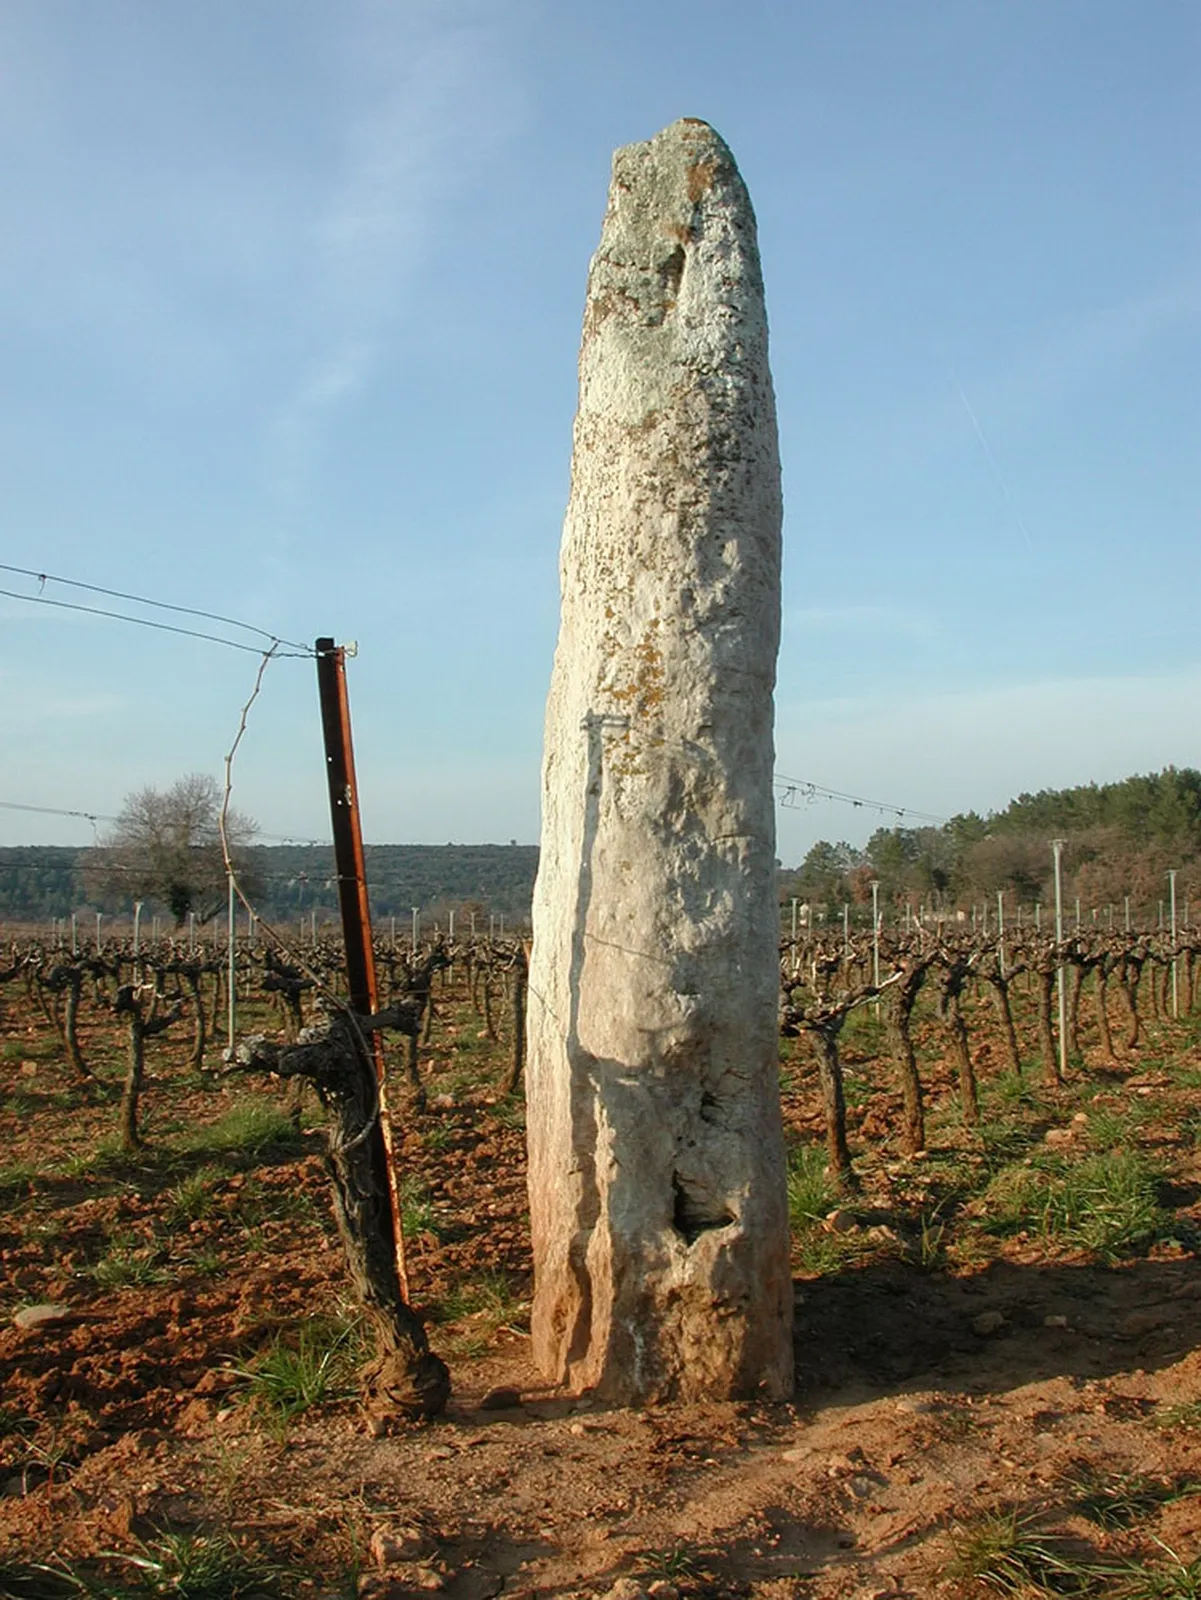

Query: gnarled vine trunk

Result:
[234,1012,449,1419]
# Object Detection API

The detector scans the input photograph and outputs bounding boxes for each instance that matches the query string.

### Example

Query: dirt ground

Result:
[3,960,1201,1598]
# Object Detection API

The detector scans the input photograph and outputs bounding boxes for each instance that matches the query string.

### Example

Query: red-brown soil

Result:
[3,961,1201,1598]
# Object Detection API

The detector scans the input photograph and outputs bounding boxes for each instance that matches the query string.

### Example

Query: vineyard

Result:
[3,918,1201,1598]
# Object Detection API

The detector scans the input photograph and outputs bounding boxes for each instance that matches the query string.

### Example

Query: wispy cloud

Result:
[267,2,524,512]
[958,279,1200,435]
[898,277,1201,471]
[0,670,124,723]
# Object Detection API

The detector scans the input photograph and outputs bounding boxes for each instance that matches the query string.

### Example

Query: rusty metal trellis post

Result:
[315,637,410,1302]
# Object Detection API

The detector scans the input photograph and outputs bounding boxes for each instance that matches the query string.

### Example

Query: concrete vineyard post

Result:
[227,873,236,1049]
[1052,839,1066,1079]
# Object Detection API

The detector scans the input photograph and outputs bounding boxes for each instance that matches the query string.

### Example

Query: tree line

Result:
[6,765,1200,928]
[781,766,1201,922]
[0,842,542,924]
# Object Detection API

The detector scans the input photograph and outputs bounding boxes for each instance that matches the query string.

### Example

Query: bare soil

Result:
[3,963,1201,1598]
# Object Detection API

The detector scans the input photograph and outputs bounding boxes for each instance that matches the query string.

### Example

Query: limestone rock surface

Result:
[526,118,792,1402]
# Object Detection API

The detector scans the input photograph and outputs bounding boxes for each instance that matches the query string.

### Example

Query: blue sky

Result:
[1,0,1197,864]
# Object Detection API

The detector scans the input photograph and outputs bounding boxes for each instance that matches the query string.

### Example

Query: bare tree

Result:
[88,774,257,924]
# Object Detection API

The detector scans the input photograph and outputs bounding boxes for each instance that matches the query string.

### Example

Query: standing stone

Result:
[526,118,792,1403]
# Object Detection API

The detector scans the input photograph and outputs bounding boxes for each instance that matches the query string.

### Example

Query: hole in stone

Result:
[672,1172,735,1245]
[657,245,686,299]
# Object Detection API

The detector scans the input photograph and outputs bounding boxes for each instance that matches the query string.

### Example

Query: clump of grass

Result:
[840,1006,886,1053]
[0,1403,34,1441]
[1111,1539,1201,1599]
[1,1035,59,1065]
[980,1151,1167,1258]
[1153,1399,1201,1432]
[794,1230,864,1275]
[88,1233,171,1288]
[110,1529,285,1597]
[635,1544,699,1581]
[976,1121,1035,1169]
[437,1269,524,1325]
[236,1315,361,1429]
[1088,1103,1152,1151]
[1070,1465,1196,1530]
[840,1069,871,1111]
[435,1269,528,1356]
[398,1175,440,1241]
[0,1163,37,1212]
[420,1121,456,1152]
[178,1245,224,1278]
[989,1073,1049,1113]
[58,1135,140,1180]
[0,1560,85,1598]
[786,1143,837,1232]
[491,1096,525,1131]
[234,1179,318,1229]
[185,1101,304,1159]
[947,1507,1094,1595]
[163,1166,225,1228]
[910,1201,951,1270]
[786,1143,866,1274]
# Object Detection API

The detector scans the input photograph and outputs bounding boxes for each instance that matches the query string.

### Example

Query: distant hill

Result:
[10,766,1198,929]
[0,842,540,927]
